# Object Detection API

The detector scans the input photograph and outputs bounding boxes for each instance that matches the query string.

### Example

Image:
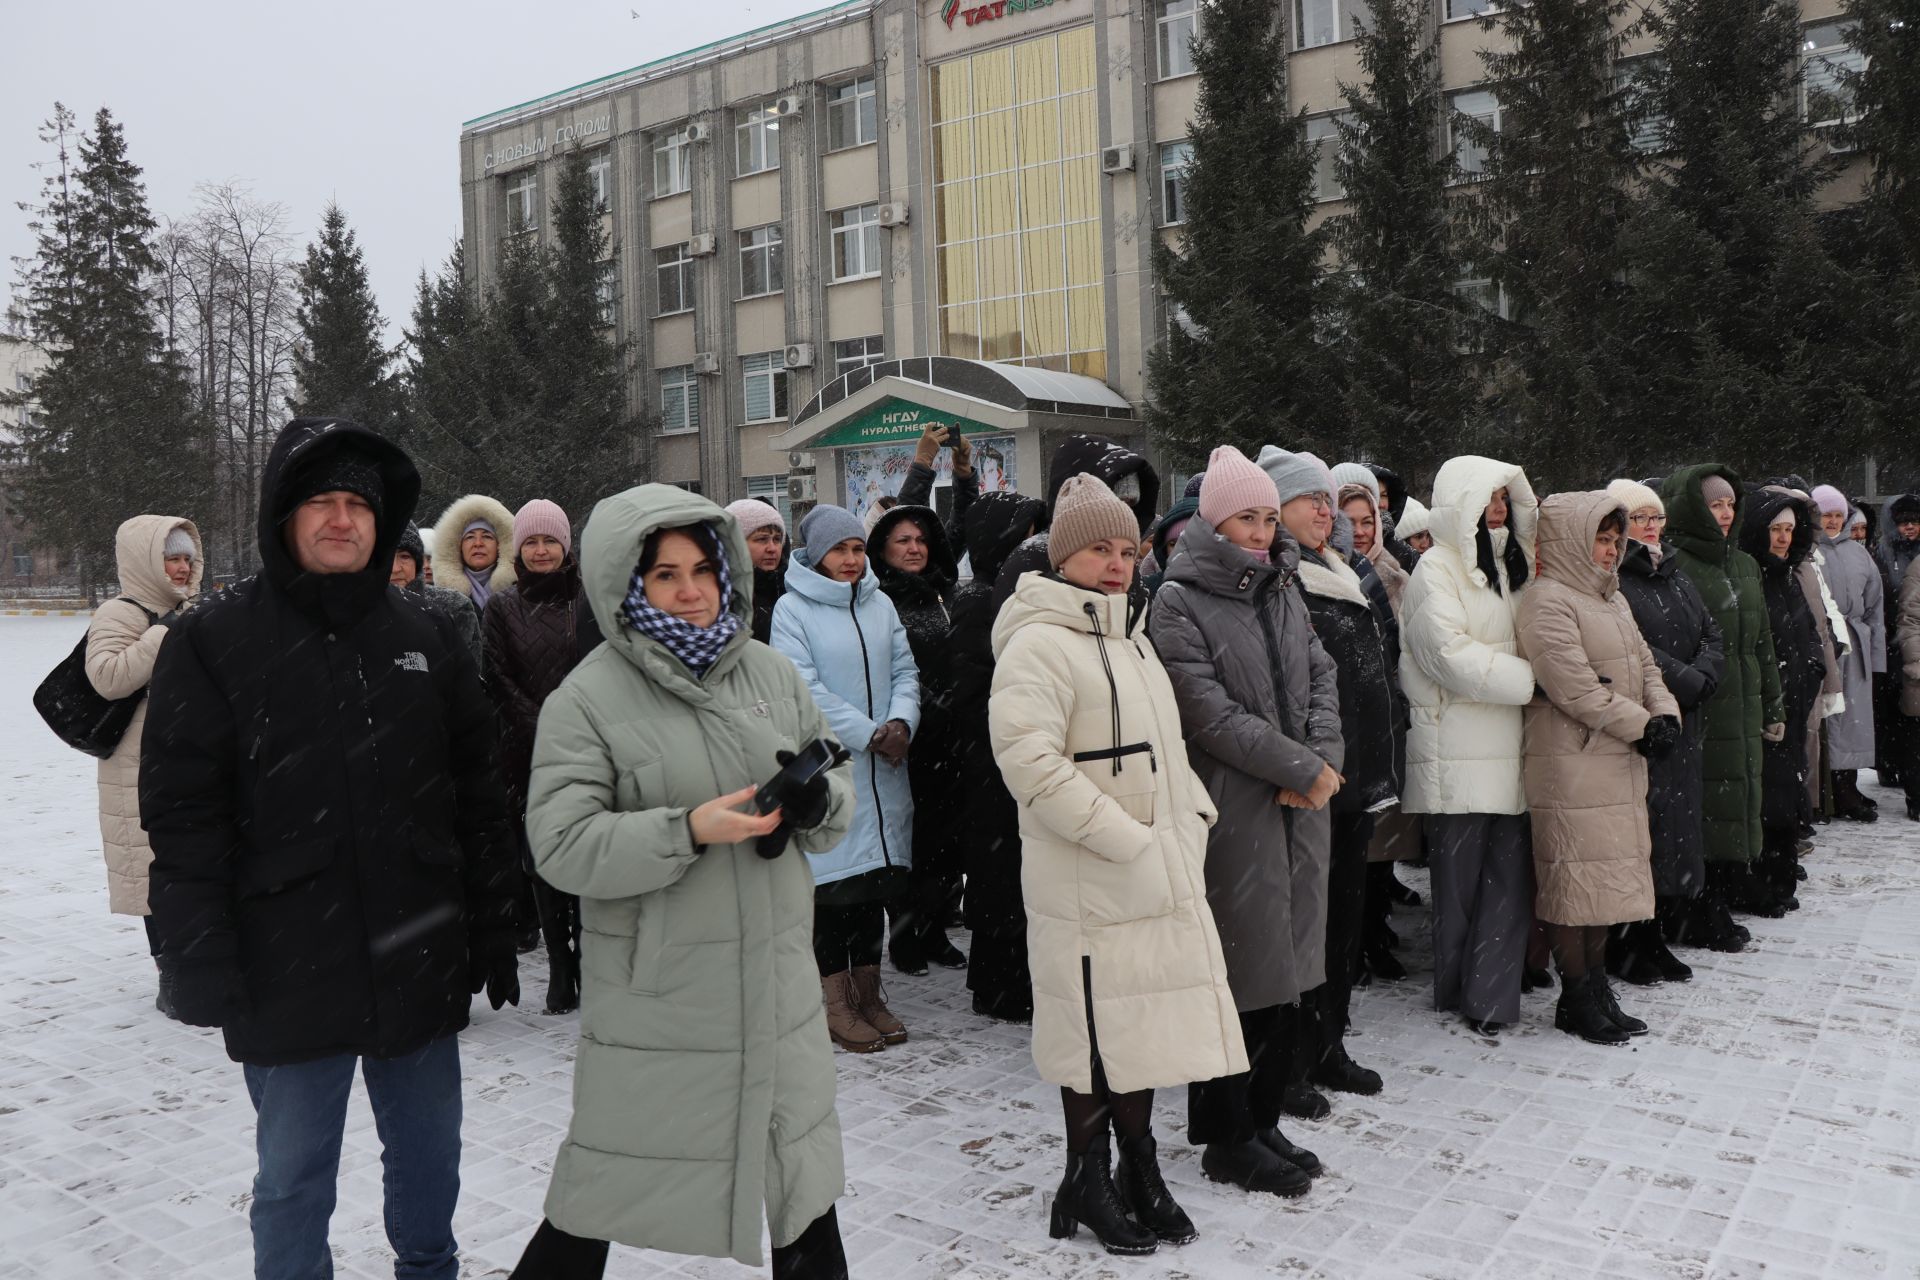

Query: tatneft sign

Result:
[941,0,1061,29]
[483,114,612,170]
[810,396,1003,448]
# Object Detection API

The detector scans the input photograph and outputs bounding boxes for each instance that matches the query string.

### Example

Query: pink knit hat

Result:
[1198,445,1281,528]
[513,498,572,557]
[1809,484,1849,517]
[725,498,786,537]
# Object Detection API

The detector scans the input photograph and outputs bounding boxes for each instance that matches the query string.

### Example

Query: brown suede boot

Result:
[849,964,908,1044]
[821,970,885,1053]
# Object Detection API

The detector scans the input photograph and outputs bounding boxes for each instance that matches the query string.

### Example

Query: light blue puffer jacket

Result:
[771,552,920,884]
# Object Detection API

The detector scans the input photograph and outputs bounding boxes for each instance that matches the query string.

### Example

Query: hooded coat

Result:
[1143,495,1200,598]
[1398,456,1540,816]
[484,557,588,816]
[991,433,1160,619]
[431,493,517,605]
[1615,537,1725,897]
[87,515,203,915]
[525,486,855,1265]
[989,571,1247,1093]
[396,521,486,670]
[1741,490,1826,827]
[141,419,519,1066]
[1149,518,1344,1010]
[770,552,920,887]
[1517,494,1679,926]
[1819,518,1887,770]
[748,548,789,645]
[1876,493,1920,595]
[1660,465,1783,863]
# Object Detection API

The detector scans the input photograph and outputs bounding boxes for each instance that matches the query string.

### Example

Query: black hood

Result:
[1739,486,1815,573]
[962,491,1047,584]
[258,417,420,626]
[1046,433,1159,536]
[1619,535,1678,581]
[396,521,426,568]
[870,503,959,585]
[1366,463,1408,524]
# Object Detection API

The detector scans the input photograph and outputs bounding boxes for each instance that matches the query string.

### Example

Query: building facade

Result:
[457,0,1864,518]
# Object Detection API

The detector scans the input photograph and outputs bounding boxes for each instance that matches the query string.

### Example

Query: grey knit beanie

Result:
[1257,445,1337,507]
[798,504,867,566]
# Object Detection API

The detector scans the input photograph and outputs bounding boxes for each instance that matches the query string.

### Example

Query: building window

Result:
[745,474,794,530]
[14,372,33,393]
[655,244,693,316]
[1803,21,1865,127]
[659,365,699,434]
[1449,89,1500,180]
[1305,115,1346,201]
[504,172,538,231]
[1452,273,1511,351]
[594,261,617,327]
[588,153,611,210]
[741,352,789,423]
[11,552,30,577]
[1446,0,1495,19]
[827,77,878,150]
[739,225,785,298]
[1158,0,1200,80]
[830,204,882,281]
[833,336,886,379]
[1160,141,1193,225]
[1616,56,1668,154]
[737,103,782,176]
[654,128,693,196]
[1297,0,1374,49]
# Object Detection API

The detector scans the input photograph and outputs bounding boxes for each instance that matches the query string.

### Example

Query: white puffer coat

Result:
[86,515,202,915]
[430,493,517,603]
[1399,456,1539,816]
[989,572,1246,1095]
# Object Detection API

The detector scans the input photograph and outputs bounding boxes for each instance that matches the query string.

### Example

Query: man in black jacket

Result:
[142,418,520,1280]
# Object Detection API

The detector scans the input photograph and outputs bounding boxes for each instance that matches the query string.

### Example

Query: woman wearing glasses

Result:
[1607,480,1727,980]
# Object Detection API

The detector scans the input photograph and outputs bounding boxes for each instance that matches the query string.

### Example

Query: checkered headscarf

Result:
[619,524,743,678]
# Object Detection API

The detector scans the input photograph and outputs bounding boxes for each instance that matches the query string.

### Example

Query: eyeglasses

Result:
[1628,514,1667,527]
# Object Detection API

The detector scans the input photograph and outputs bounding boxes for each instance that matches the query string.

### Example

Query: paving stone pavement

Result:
[2,615,1917,1279]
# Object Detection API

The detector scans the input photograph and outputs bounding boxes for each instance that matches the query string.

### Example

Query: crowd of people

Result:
[71,411,1920,1278]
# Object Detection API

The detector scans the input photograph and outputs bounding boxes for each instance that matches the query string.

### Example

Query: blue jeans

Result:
[243,1035,463,1280]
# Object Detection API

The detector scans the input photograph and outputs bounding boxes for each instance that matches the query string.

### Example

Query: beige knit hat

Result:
[1048,474,1140,568]
[1606,478,1663,519]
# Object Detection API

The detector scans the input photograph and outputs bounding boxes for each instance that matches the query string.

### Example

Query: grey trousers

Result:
[1426,813,1533,1025]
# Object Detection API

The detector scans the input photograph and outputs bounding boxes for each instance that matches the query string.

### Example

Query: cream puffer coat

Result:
[1399,456,1540,815]
[1517,493,1679,927]
[988,571,1247,1095]
[86,515,202,915]
[430,493,516,602]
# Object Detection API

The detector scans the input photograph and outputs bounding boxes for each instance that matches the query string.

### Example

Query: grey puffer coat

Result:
[1819,523,1886,770]
[1148,517,1344,1011]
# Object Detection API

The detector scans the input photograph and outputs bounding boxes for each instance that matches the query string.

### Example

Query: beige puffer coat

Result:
[988,571,1247,1095]
[1516,492,1678,927]
[430,493,516,602]
[85,515,202,915]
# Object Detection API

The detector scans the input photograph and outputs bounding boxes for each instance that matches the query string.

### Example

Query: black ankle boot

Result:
[1593,973,1649,1036]
[1554,972,1628,1045]
[1281,1081,1332,1120]
[1363,941,1406,981]
[1607,922,1666,987]
[1256,1126,1322,1177]
[1115,1133,1196,1245]
[771,1208,850,1280]
[510,1219,611,1279]
[1310,1041,1383,1096]
[1645,923,1693,983]
[1201,1135,1311,1198]
[544,941,580,1015]
[1050,1133,1157,1255]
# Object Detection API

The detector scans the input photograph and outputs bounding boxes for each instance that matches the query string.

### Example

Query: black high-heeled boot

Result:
[1049,1132,1157,1255]
[1115,1133,1196,1245]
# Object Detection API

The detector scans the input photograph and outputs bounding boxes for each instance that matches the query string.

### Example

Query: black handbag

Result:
[34,598,161,759]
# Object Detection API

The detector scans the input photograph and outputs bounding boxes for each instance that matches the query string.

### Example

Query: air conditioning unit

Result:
[684,120,711,144]
[783,343,814,370]
[1101,145,1135,174]
[877,201,910,228]
[773,94,805,118]
[788,474,818,503]
[686,232,717,257]
[692,352,720,375]
[788,451,815,470]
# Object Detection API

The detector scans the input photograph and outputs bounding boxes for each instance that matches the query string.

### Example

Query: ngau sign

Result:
[483,113,612,170]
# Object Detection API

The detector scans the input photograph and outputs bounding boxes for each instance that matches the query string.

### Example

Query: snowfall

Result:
[2,613,1918,1280]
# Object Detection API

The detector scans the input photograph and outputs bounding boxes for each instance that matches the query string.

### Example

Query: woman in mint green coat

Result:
[511,485,857,1279]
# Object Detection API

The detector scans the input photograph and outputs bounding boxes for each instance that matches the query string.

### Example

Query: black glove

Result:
[165,960,247,1028]
[754,749,839,860]
[469,938,521,1011]
[1636,715,1681,760]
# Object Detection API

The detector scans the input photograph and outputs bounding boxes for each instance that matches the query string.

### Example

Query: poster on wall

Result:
[843,435,1019,520]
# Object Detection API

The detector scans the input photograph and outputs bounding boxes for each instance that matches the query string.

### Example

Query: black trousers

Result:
[1188,1003,1309,1144]
[1321,812,1374,1049]
[510,1206,847,1279]
[814,900,884,976]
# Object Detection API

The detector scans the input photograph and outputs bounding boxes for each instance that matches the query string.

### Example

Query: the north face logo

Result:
[394,652,429,673]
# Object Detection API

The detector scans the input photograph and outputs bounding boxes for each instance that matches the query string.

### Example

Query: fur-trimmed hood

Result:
[431,494,517,601]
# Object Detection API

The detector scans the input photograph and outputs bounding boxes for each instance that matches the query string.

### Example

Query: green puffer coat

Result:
[1660,464,1784,864]
[526,485,856,1266]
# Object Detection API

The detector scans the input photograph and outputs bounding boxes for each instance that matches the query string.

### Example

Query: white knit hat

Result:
[1395,497,1432,539]
[1606,478,1664,519]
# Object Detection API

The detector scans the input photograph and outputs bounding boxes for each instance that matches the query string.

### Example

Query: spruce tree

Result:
[1329,0,1475,485]
[1145,0,1335,466]
[291,202,397,430]
[4,107,207,594]
[1468,0,1643,485]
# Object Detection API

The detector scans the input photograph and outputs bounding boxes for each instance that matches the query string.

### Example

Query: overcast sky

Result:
[4,0,832,341]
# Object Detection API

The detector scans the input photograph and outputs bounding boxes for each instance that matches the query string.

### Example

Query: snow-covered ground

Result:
[2,612,1918,1279]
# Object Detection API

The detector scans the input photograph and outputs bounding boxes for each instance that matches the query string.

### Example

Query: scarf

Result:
[464,564,494,609]
[619,536,742,677]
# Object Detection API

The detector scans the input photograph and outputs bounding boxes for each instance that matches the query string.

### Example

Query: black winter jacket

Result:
[1617,538,1727,897]
[141,418,519,1066]
[748,550,789,645]
[1741,491,1825,828]
[872,505,965,864]
[484,558,586,816]
[1298,545,1405,813]
[991,433,1160,622]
